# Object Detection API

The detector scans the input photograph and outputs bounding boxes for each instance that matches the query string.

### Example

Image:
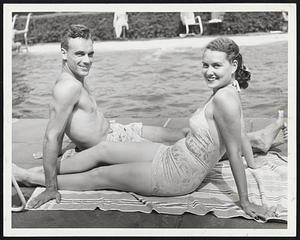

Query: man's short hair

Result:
[61,24,93,50]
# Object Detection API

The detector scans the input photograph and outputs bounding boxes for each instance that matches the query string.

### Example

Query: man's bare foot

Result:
[12,163,33,187]
[270,123,288,148]
[250,111,287,153]
[28,166,44,174]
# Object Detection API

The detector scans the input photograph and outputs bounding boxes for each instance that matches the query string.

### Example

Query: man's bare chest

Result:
[76,88,98,113]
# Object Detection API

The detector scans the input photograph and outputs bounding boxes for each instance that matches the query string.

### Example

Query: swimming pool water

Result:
[12,41,288,119]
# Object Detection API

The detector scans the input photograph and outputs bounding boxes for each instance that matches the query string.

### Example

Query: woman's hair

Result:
[61,24,93,50]
[204,37,251,89]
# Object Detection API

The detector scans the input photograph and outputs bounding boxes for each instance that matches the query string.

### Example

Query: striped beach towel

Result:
[26,152,287,223]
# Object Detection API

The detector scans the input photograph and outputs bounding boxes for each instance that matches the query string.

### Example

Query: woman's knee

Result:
[87,166,132,190]
[94,141,111,160]
[88,167,111,187]
[87,164,151,193]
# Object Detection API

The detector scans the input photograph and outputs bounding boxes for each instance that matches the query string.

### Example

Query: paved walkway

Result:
[27,32,288,54]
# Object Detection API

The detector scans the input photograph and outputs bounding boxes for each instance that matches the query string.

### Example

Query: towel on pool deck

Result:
[26,152,287,223]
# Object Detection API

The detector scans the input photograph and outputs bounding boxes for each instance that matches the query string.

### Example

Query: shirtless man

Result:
[24,24,191,208]
[16,24,287,209]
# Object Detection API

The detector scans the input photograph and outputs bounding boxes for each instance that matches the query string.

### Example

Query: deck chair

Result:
[12,175,27,212]
[12,14,21,53]
[281,11,288,32]
[179,12,203,37]
[207,12,225,35]
[12,13,32,52]
[12,14,18,28]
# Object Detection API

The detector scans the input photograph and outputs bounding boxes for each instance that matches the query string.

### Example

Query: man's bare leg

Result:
[13,163,41,187]
[247,112,287,153]
[221,112,287,160]
[269,126,288,148]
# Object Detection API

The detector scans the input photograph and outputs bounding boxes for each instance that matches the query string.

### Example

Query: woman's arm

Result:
[213,91,250,205]
[213,89,273,220]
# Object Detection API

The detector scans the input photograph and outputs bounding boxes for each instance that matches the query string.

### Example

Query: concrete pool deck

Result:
[10,117,287,231]
[26,32,288,54]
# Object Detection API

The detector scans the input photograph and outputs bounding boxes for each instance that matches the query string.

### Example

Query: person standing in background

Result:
[113,12,129,39]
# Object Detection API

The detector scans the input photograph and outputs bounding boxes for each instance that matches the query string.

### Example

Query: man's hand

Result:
[27,188,61,209]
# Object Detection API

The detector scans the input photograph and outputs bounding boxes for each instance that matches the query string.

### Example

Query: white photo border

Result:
[3,3,297,237]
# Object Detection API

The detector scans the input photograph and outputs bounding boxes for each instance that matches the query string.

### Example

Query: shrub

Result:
[12,12,286,44]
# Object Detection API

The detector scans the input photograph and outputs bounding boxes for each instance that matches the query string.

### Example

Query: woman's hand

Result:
[247,160,266,169]
[240,201,278,221]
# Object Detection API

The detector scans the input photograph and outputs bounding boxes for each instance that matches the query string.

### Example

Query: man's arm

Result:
[27,80,81,209]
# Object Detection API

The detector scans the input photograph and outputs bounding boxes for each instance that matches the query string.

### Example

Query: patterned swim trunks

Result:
[61,121,147,161]
[106,121,148,143]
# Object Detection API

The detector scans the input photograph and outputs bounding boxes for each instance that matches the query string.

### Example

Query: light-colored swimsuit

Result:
[151,99,223,196]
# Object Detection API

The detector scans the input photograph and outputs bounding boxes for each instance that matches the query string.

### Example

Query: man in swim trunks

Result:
[30,24,191,207]
[27,24,287,208]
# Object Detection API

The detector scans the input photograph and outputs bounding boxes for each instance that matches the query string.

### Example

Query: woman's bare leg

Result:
[13,162,154,195]
[29,142,161,175]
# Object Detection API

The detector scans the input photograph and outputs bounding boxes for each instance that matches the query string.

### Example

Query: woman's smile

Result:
[206,75,217,82]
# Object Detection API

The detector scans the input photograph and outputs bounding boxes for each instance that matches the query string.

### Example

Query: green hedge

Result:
[13,12,285,44]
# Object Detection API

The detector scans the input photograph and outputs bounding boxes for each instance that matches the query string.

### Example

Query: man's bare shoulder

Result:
[52,74,83,103]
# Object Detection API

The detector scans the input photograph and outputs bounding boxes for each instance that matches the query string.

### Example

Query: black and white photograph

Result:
[3,3,297,237]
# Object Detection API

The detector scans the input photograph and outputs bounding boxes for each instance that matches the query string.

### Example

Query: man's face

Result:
[62,37,94,80]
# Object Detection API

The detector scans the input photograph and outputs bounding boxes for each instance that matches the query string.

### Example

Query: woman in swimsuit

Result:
[14,37,282,220]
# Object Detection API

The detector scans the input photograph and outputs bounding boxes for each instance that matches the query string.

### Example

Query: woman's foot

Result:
[12,163,33,187]
[250,111,287,153]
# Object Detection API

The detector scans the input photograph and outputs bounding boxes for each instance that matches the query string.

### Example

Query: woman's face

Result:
[202,49,237,91]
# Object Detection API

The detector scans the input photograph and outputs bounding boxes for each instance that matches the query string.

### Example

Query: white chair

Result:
[180,12,203,37]
[12,13,32,51]
[207,12,224,35]
[208,12,224,24]
[12,175,27,212]
[12,14,18,28]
